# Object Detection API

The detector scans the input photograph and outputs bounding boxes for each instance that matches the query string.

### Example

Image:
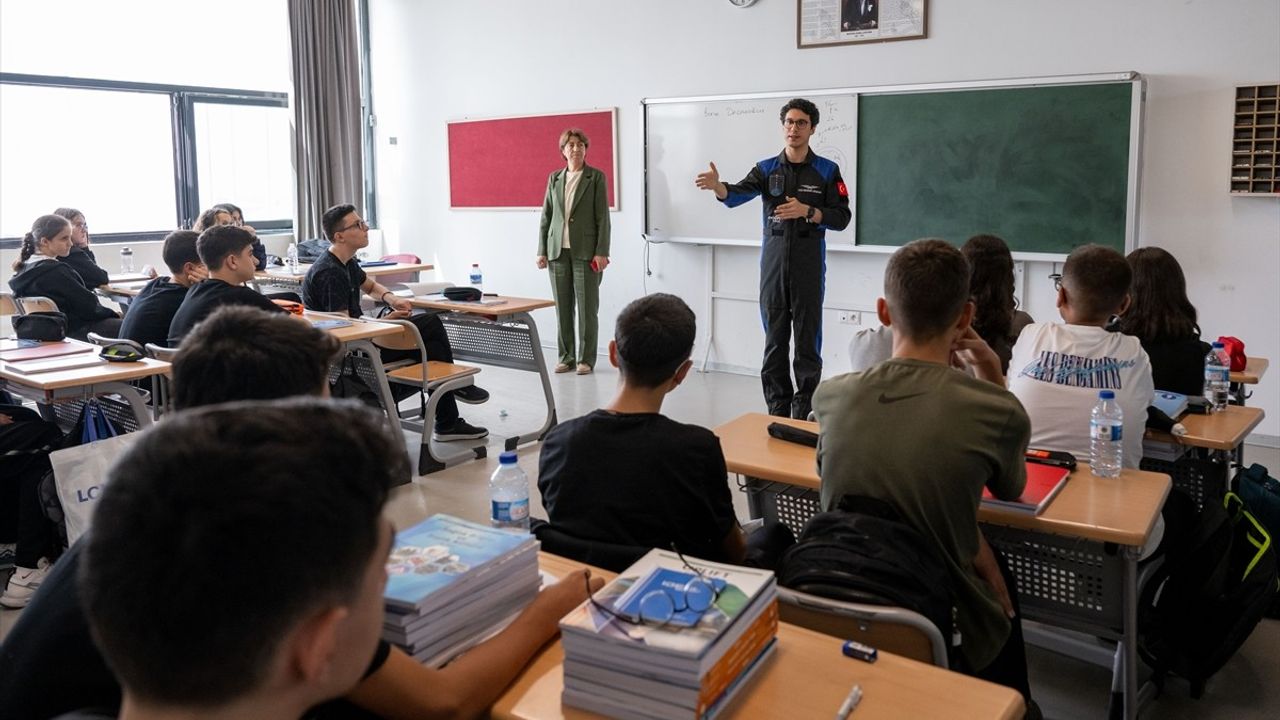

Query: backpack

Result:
[1137,491,1279,698]
[776,496,954,643]
[1235,463,1280,618]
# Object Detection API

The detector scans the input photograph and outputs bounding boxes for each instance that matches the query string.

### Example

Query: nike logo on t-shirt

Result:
[877,391,927,404]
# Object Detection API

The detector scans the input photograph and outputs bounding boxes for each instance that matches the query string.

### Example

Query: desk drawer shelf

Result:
[47,393,146,435]
[1139,451,1227,511]
[442,315,540,370]
[739,477,823,538]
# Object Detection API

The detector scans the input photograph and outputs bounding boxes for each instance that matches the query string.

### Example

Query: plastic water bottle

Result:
[489,452,529,531]
[120,247,134,273]
[469,263,483,293]
[1204,342,1230,412]
[1090,390,1124,478]
[286,242,299,274]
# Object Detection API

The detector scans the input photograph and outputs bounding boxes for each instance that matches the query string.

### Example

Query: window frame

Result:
[0,72,289,247]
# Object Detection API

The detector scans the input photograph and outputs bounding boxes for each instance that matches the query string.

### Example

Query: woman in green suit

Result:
[537,128,611,374]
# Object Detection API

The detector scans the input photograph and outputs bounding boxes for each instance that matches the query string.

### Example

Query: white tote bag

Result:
[50,399,139,544]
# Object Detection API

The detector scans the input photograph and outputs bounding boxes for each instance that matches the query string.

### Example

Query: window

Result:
[0,85,177,238]
[192,100,294,229]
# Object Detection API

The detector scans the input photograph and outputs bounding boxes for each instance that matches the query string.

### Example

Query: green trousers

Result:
[548,255,602,367]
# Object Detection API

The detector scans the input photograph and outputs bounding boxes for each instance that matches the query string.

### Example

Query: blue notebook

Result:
[1152,390,1189,419]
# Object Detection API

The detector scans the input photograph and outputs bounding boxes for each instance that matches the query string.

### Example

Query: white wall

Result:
[367,0,1280,440]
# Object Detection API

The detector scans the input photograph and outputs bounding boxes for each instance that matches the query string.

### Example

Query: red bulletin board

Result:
[447,109,617,210]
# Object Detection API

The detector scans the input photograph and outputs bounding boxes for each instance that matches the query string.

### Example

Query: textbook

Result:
[3,353,106,375]
[981,461,1072,515]
[309,318,353,330]
[560,548,777,718]
[0,339,95,362]
[383,514,537,613]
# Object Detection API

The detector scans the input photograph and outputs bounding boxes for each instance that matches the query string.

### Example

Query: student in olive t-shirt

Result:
[166,225,283,346]
[814,239,1033,704]
[538,293,793,567]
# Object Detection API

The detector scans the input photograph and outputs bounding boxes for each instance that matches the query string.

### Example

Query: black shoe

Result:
[791,402,813,421]
[452,385,490,405]
[432,419,489,442]
[767,404,791,418]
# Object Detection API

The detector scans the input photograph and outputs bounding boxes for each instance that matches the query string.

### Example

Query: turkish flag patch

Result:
[836,181,849,197]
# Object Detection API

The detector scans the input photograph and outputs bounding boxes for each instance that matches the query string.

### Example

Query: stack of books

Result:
[560,549,778,719]
[382,514,539,667]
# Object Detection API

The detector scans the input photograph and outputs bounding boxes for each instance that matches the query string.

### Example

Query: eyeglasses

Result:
[1049,273,1063,292]
[585,545,725,628]
[783,118,811,128]
[337,219,369,233]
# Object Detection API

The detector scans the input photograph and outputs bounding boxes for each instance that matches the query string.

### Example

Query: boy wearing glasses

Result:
[695,98,851,421]
[1008,244,1154,468]
[301,203,489,441]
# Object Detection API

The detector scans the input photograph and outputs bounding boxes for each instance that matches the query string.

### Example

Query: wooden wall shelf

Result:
[1231,84,1280,195]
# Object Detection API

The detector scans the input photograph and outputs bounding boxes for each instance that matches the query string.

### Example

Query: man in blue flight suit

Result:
[696,98,852,419]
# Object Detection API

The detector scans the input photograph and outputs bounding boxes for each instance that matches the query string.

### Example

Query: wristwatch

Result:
[805,205,817,222]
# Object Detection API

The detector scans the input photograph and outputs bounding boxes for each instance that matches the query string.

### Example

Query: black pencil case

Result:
[767,422,819,447]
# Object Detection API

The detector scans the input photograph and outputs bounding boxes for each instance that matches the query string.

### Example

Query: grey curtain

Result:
[288,0,363,240]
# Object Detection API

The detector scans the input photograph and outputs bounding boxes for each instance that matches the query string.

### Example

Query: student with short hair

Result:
[80,399,397,720]
[1008,244,1155,467]
[166,225,284,346]
[52,207,110,288]
[302,203,488,442]
[538,293,792,568]
[0,309,602,720]
[815,239,1033,702]
[1117,246,1210,396]
[8,214,122,339]
[118,230,207,347]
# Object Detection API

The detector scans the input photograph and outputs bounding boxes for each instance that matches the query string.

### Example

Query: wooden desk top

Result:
[714,413,1170,547]
[0,340,170,390]
[407,295,554,316]
[1145,405,1266,451]
[257,261,433,283]
[1230,356,1268,385]
[107,272,151,283]
[301,312,405,344]
[99,279,150,298]
[492,553,1023,720]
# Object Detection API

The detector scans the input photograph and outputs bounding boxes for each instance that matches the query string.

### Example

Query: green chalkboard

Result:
[855,83,1134,255]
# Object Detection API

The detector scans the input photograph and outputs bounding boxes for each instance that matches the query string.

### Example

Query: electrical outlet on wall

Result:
[838,311,862,326]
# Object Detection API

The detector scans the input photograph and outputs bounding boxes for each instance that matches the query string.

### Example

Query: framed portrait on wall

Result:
[797,0,928,49]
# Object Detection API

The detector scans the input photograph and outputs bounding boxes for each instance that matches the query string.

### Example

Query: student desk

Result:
[490,552,1024,720]
[304,311,406,429]
[1142,405,1266,507]
[405,295,558,451]
[0,341,169,430]
[1229,356,1268,406]
[713,412,1171,720]
[254,261,434,288]
[96,278,150,310]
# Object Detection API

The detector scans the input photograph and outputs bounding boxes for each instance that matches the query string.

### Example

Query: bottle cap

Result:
[499,451,518,465]
[1099,390,1115,400]
[1212,342,1224,348]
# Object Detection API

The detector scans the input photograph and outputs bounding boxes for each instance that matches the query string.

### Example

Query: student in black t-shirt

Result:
[537,293,793,567]
[119,230,207,348]
[302,203,489,441]
[0,307,601,720]
[166,225,284,346]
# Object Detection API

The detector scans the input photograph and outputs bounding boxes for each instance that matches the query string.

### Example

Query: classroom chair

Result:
[15,296,59,315]
[529,519,649,574]
[375,253,422,286]
[777,586,950,668]
[1,292,21,317]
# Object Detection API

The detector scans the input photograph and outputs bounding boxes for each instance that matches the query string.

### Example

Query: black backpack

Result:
[776,496,954,643]
[1138,491,1279,699]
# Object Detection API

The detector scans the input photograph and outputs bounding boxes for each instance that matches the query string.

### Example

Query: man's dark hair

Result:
[884,238,971,342]
[614,293,696,388]
[172,306,341,410]
[81,399,402,706]
[160,230,201,275]
[779,98,820,127]
[196,225,255,270]
[322,203,358,241]
[1061,243,1131,322]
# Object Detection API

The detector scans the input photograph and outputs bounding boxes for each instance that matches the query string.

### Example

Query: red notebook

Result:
[981,462,1072,515]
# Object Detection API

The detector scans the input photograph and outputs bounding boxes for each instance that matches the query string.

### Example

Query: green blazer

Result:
[537,164,610,262]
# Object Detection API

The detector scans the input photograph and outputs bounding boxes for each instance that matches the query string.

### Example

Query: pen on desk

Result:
[835,683,862,720]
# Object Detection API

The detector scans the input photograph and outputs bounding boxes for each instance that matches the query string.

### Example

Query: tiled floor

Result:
[4,352,1278,719]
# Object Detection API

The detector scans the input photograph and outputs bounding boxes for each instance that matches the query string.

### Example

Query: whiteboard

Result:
[643,93,857,244]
